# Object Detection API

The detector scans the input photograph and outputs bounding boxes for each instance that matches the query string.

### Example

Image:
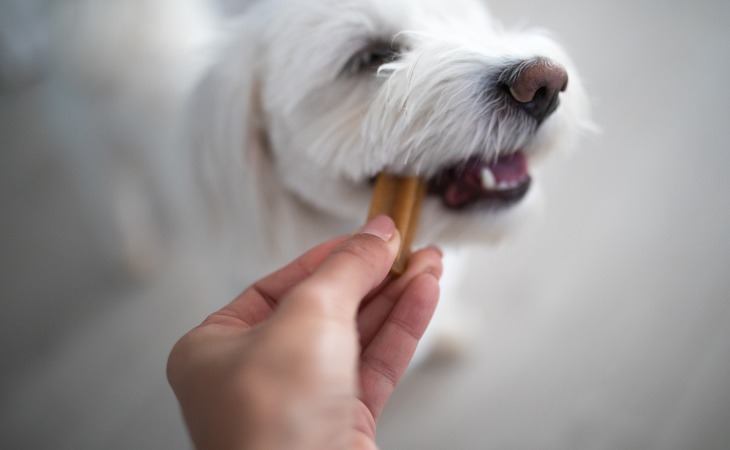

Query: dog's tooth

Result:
[496,179,522,191]
[481,168,497,190]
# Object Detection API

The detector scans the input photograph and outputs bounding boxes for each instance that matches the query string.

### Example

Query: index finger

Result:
[276,215,401,323]
[205,235,349,329]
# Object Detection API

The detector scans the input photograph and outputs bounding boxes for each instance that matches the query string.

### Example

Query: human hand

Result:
[167,215,442,450]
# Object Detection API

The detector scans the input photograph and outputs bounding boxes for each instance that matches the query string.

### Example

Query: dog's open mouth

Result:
[428,151,532,210]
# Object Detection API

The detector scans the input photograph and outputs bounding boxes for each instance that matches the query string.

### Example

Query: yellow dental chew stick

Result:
[367,173,427,275]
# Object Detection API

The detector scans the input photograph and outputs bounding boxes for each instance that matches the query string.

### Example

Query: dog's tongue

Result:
[429,152,531,209]
[489,152,529,184]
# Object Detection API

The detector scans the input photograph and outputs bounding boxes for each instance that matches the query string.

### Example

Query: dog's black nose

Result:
[504,59,568,123]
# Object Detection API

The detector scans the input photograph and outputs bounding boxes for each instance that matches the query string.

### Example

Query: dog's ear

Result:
[185,20,277,270]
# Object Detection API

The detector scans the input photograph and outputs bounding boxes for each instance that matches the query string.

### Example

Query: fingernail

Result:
[421,246,444,280]
[425,265,443,281]
[358,215,396,241]
[425,245,443,258]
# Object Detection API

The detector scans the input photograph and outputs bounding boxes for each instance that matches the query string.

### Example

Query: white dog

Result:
[187,0,592,353]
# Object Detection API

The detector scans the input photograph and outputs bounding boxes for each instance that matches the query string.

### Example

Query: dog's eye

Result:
[343,42,400,75]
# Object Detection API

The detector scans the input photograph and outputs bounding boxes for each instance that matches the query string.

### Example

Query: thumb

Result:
[277,215,401,322]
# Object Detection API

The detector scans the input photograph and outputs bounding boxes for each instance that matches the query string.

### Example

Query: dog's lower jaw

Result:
[418,183,543,248]
[286,178,540,256]
[269,145,545,255]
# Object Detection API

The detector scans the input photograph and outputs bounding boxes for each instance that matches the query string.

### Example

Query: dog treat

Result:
[367,173,427,275]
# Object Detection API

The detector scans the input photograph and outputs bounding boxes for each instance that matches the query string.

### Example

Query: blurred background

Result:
[1,0,729,449]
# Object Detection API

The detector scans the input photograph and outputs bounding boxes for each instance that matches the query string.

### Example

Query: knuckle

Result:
[290,282,334,305]
[360,352,399,391]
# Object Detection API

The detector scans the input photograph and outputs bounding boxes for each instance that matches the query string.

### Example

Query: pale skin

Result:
[167,215,443,450]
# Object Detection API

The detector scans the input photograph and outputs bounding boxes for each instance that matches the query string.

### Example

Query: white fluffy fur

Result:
[189,0,591,285]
